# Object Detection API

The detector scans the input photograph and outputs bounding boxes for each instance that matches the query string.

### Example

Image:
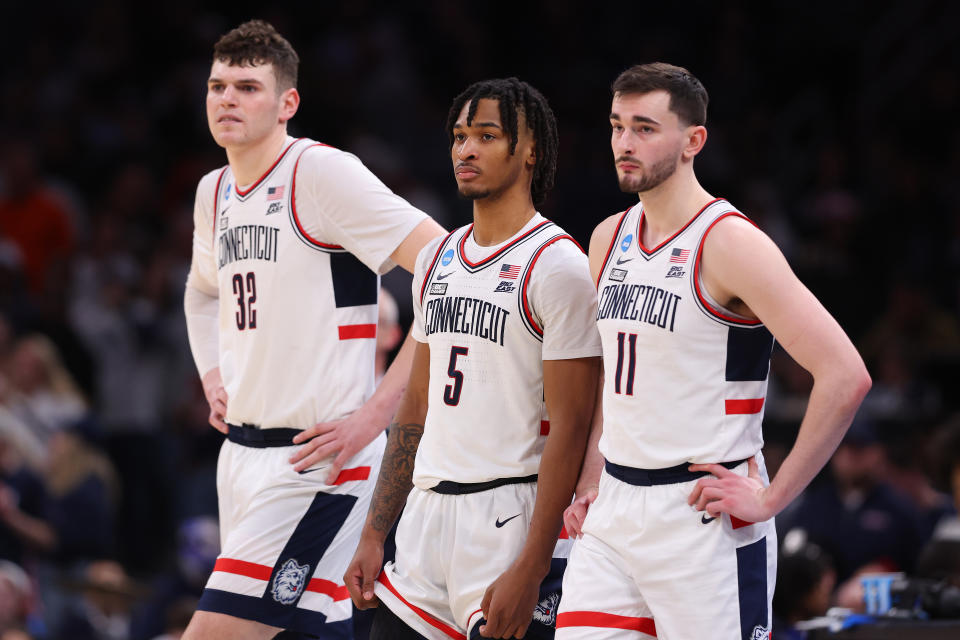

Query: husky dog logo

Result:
[532,592,560,626]
[751,625,770,640]
[271,558,311,605]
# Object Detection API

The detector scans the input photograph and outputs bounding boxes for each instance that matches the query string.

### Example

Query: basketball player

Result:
[182,20,444,640]
[344,78,602,640]
[555,63,871,640]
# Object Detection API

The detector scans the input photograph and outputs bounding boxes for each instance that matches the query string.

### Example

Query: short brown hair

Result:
[213,20,299,91]
[611,63,708,126]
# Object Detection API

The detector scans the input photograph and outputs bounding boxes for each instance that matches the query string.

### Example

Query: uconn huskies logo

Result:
[441,249,455,266]
[271,558,310,605]
[532,592,559,626]
[751,625,770,640]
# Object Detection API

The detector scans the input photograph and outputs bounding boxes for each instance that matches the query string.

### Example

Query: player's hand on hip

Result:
[563,487,598,539]
[344,537,383,610]
[290,401,384,481]
[687,456,771,522]
[200,368,229,434]
[479,564,540,638]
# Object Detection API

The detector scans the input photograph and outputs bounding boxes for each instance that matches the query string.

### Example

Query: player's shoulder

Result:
[194,165,229,212]
[588,208,631,256]
[414,227,459,273]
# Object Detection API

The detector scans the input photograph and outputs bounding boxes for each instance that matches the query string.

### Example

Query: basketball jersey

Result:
[187,137,427,429]
[595,198,774,469]
[410,215,601,488]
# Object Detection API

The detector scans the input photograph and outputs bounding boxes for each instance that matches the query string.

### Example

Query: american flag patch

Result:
[267,186,285,201]
[499,264,521,280]
[670,248,690,264]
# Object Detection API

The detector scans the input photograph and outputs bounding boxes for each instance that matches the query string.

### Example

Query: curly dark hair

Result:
[213,20,299,90]
[612,62,708,126]
[445,78,558,208]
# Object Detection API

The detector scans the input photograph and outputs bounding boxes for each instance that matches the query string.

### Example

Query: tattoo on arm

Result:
[369,421,424,535]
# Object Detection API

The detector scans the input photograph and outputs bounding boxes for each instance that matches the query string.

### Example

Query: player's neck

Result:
[471,189,537,247]
[226,128,290,187]
[637,171,713,248]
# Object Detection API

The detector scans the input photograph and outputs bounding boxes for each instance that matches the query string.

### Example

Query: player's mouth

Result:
[455,164,480,179]
[218,115,243,124]
[617,160,641,171]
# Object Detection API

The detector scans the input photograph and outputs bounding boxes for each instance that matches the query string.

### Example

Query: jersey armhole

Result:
[418,231,458,305]
[692,211,763,326]
[519,235,579,337]
[595,210,630,289]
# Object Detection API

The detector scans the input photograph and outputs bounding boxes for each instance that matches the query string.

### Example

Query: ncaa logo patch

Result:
[441,249,455,266]
[224,183,231,200]
[621,233,633,252]
[532,592,560,626]
[751,625,770,640]
[271,558,310,605]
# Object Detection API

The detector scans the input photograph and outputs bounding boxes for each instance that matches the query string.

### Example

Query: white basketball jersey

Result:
[410,215,601,488]
[187,137,427,429]
[596,199,774,469]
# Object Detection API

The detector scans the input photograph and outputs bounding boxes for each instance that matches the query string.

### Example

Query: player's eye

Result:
[453,133,466,142]
[481,133,496,141]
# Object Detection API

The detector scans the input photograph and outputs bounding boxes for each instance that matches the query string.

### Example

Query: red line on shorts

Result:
[556,611,657,636]
[332,466,371,485]
[305,577,351,601]
[724,398,765,415]
[559,526,569,539]
[213,558,272,581]
[338,324,377,340]
[378,572,466,640]
[540,420,550,435]
[730,516,754,529]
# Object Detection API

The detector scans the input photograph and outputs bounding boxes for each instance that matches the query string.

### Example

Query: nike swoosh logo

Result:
[220,206,230,216]
[436,272,454,280]
[495,513,522,528]
[616,256,633,265]
[701,514,716,524]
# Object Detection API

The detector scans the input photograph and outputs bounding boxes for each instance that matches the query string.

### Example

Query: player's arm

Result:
[561,213,619,537]
[688,216,871,522]
[390,217,447,273]
[344,339,430,609]
[184,179,228,433]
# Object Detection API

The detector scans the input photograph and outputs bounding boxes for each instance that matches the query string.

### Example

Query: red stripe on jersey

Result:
[378,572,467,640]
[725,398,765,415]
[559,525,569,539]
[212,167,229,244]
[692,211,763,326]
[457,220,554,268]
[520,235,579,336]
[332,466,371,485]
[213,558,272,581]
[556,611,657,636]
[305,577,350,600]
[234,138,302,197]
[636,197,725,255]
[290,143,346,250]
[338,324,377,340]
[419,230,457,304]
[731,516,754,529]
[540,420,550,435]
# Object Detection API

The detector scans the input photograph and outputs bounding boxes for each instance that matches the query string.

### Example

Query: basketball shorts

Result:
[556,457,776,640]
[375,478,570,640]
[197,425,386,638]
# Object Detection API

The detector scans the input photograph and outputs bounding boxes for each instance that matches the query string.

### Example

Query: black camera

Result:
[889,577,960,619]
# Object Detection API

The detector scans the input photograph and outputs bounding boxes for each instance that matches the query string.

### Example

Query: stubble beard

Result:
[618,152,680,194]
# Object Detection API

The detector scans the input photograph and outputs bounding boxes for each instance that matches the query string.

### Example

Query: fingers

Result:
[687,462,734,478]
[693,486,724,512]
[326,449,353,485]
[747,456,760,480]
[292,421,338,444]
[288,433,338,469]
[687,476,721,506]
[208,410,228,434]
[563,503,587,538]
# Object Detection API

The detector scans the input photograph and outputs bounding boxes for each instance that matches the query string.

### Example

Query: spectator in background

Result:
[56,559,147,640]
[374,287,403,384]
[0,139,75,299]
[773,530,836,640]
[778,416,926,609]
[0,560,38,638]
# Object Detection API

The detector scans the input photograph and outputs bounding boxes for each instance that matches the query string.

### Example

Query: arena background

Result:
[1,1,959,638]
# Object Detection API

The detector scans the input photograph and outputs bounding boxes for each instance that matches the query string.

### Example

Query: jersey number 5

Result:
[444,346,469,406]
[232,272,258,330]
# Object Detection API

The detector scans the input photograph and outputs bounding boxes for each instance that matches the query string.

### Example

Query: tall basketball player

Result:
[555,63,871,640]
[182,20,444,640]
[344,78,602,640]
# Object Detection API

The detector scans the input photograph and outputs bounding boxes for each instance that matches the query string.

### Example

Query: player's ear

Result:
[682,125,707,160]
[279,88,300,124]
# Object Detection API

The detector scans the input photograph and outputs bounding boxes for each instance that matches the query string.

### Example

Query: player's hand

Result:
[687,456,772,523]
[290,400,387,482]
[201,368,229,434]
[563,487,598,539]
[479,563,541,638]
[344,537,383,610]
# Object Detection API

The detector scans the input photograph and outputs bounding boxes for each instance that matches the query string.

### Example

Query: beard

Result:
[457,185,492,200]
[617,151,680,194]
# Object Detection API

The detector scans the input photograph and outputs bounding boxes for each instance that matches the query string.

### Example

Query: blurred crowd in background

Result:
[1,1,959,638]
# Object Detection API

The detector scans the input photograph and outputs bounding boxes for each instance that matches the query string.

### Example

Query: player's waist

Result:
[429,474,538,495]
[604,458,747,486]
[226,423,305,448]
